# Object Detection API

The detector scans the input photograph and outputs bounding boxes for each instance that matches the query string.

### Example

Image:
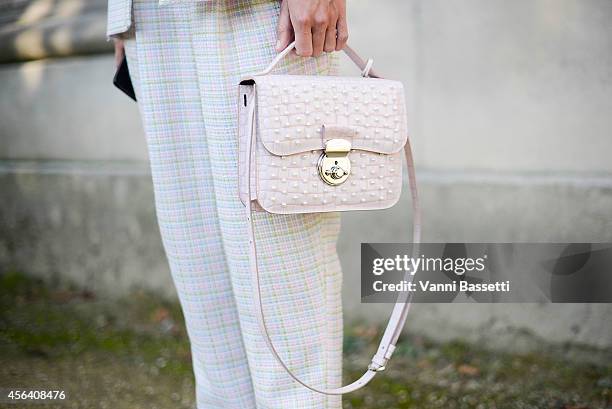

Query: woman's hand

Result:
[113,39,125,68]
[276,0,348,57]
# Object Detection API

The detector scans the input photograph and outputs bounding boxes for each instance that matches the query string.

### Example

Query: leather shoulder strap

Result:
[244,44,421,395]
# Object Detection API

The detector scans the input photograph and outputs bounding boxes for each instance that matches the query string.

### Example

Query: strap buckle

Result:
[367,362,386,372]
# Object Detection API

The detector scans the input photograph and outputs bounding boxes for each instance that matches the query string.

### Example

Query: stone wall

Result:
[1,0,611,352]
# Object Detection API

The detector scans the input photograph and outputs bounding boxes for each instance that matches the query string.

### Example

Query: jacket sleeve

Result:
[107,0,133,38]
[158,0,213,4]
[107,0,215,38]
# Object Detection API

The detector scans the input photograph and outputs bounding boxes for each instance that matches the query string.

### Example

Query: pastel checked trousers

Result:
[123,0,343,407]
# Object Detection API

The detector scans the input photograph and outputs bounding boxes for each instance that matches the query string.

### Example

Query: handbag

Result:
[238,41,421,395]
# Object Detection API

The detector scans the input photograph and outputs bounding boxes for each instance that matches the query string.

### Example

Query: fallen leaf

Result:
[457,364,480,376]
[152,307,170,323]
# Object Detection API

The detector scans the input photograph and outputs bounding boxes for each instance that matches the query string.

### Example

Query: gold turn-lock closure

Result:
[317,138,351,186]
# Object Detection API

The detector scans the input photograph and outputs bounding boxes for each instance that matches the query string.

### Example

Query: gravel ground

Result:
[0,272,610,409]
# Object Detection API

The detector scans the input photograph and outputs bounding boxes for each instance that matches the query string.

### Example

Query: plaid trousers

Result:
[117,0,344,407]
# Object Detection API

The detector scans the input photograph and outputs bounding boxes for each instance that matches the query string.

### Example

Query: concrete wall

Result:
[1,0,611,352]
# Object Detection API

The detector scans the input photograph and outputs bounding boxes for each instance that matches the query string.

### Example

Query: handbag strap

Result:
[245,43,421,395]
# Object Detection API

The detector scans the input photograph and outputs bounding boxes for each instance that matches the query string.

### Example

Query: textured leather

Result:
[239,75,408,214]
[255,75,407,155]
[239,41,421,395]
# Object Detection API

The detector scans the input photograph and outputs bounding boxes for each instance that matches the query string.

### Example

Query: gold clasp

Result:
[317,138,351,186]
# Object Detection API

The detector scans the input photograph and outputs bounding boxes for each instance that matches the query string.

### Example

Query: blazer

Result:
[107,0,133,37]
[107,0,206,37]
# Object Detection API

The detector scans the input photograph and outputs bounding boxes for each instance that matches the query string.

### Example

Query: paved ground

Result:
[0,272,610,409]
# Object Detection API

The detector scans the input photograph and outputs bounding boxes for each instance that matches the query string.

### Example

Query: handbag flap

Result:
[252,75,408,156]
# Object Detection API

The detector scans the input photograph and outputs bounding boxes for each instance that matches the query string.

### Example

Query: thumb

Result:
[276,0,292,51]
[114,39,125,68]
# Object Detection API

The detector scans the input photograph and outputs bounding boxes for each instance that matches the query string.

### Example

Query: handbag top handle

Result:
[254,40,381,78]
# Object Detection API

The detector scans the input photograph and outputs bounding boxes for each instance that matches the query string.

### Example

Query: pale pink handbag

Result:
[238,42,421,395]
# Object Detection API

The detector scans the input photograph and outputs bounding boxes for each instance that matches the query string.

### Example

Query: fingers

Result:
[292,14,313,57]
[113,39,125,68]
[323,26,337,53]
[335,15,348,50]
[334,1,348,50]
[294,10,328,57]
[275,0,293,52]
[311,15,327,57]
[284,0,348,57]
[323,4,338,53]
